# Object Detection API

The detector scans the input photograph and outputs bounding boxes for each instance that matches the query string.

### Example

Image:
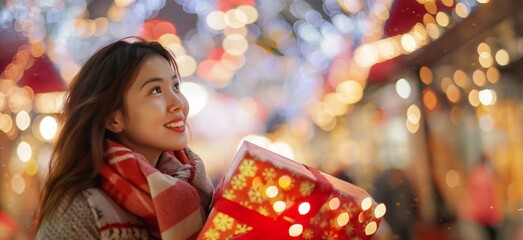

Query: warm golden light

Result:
[298,202,311,215]
[278,175,292,189]
[273,201,286,212]
[115,0,135,7]
[373,3,390,20]
[337,80,364,104]
[0,113,13,133]
[223,34,248,56]
[423,13,436,25]
[107,4,126,22]
[224,9,245,28]
[486,67,500,83]
[420,66,433,85]
[495,49,510,66]
[472,69,486,86]
[435,12,449,27]
[406,118,420,134]
[329,197,340,210]
[337,212,350,227]
[39,115,58,141]
[477,42,491,55]
[453,69,469,88]
[446,84,460,103]
[174,55,195,78]
[288,224,303,237]
[401,34,416,52]
[354,44,379,67]
[324,93,349,117]
[407,104,421,123]
[440,77,453,92]
[312,104,337,131]
[15,110,30,131]
[206,11,226,30]
[479,89,497,106]
[25,159,38,176]
[424,2,437,15]
[17,141,32,162]
[423,89,438,110]
[442,0,454,7]
[396,78,411,99]
[365,221,378,235]
[237,5,258,24]
[455,3,470,18]
[11,174,25,194]
[266,185,278,198]
[468,89,480,107]
[374,203,386,218]
[361,197,372,211]
[479,54,494,68]
[425,23,440,39]
[93,17,109,36]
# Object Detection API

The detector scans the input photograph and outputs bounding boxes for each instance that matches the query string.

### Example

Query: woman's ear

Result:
[106,110,124,133]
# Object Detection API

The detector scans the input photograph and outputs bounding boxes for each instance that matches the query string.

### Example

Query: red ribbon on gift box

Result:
[214,165,333,239]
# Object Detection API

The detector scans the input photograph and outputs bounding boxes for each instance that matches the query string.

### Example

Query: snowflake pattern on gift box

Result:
[303,229,315,239]
[257,206,269,216]
[239,159,258,177]
[203,228,220,240]
[240,200,253,209]
[300,181,314,196]
[213,213,234,231]
[223,189,235,200]
[231,174,246,190]
[342,201,359,217]
[234,224,252,235]
[248,185,265,203]
[345,224,355,235]
[262,167,277,183]
[322,230,338,240]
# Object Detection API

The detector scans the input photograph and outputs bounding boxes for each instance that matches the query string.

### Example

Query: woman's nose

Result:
[167,92,185,112]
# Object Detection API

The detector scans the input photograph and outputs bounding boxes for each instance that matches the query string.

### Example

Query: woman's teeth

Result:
[165,121,184,128]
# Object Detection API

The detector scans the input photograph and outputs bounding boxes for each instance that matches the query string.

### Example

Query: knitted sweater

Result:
[35,188,151,239]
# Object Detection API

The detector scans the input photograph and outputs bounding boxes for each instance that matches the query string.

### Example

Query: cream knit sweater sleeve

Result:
[35,192,100,239]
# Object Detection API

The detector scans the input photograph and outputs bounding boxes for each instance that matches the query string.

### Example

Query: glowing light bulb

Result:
[288,224,303,237]
[337,212,350,226]
[374,203,386,218]
[266,185,278,198]
[329,197,340,210]
[361,197,372,211]
[273,201,286,212]
[298,202,311,215]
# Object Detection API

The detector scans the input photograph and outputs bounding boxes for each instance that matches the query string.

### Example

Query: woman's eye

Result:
[173,82,180,91]
[151,86,162,94]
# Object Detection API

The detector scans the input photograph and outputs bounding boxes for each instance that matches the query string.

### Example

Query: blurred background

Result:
[0,0,522,239]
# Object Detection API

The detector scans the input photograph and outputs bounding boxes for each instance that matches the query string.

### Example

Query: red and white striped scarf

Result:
[99,140,214,239]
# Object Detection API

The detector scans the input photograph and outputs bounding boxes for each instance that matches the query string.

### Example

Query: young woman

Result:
[34,37,214,239]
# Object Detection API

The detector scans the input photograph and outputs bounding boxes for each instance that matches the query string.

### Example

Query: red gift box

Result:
[198,141,385,239]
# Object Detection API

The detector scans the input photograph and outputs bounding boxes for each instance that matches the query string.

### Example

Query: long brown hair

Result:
[35,37,179,230]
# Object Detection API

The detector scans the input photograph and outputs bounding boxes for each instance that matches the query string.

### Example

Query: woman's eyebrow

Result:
[140,75,178,89]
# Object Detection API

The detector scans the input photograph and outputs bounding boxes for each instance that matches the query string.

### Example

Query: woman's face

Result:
[111,55,189,162]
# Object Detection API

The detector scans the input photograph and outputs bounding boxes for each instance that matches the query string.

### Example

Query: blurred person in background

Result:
[373,168,418,240]
[461,153,502,240]
[33,37,214,239]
